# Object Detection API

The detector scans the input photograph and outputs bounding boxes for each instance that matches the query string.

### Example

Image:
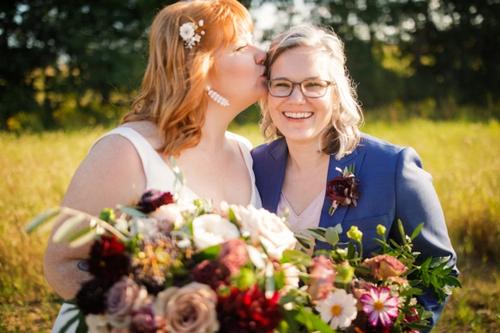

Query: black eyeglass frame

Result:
[267,78,335,98]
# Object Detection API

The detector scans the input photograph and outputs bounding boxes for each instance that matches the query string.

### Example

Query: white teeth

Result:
[283,112,313,119]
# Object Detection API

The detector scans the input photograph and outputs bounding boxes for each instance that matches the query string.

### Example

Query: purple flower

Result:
[131,305,156,333]
[359,286,399,327]
[106,277,149,327]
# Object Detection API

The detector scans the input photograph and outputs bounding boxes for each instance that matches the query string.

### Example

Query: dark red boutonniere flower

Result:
[137,190,174,213]
[326,164,359,216]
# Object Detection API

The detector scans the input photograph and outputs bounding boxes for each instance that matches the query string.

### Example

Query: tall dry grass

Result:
[0,120,498,331]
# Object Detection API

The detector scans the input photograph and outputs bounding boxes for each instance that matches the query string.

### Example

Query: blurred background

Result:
[1,0,499,331]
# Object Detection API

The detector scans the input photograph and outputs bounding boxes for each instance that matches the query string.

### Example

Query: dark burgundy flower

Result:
[217,286,281,333]
[219,239,249,275]
[326,173,359,215]
[75,278,113,315]
[131,305,157,333]
[88,235,130,283]
[138,190,175,213]
[191,259,231,290]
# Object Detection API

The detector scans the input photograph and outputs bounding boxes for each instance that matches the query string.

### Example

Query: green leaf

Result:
[397,219,407,245]
[325,227,340,247]
[228,207,238,224]
[234,267,256,289]
[297,308,335,333]
[281,249,312,267]
[68,227,97,248]
[118,206,147,218]
[192,244,221,262]
[52,214,87,243]
[410,223,424,240]
[25,208,61,234]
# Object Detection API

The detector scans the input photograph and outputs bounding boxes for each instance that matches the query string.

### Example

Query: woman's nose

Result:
[254,47,266,65]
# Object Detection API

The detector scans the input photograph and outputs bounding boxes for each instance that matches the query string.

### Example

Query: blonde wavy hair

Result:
[261,24,363,159]
[122,0,252,156]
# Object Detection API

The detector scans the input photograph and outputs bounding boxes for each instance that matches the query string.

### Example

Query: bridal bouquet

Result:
[27,190,459,333]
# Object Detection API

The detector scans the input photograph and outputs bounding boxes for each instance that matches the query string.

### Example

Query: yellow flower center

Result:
[374,300,385,312]
[331,304,343,317]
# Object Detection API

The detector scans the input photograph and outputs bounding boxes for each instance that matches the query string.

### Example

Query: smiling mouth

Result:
[283,112,313,120]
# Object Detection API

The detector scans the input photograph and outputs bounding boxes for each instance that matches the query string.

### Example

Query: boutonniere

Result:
[326,164,359,216]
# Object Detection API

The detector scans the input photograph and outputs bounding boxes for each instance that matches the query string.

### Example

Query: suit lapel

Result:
[318,146,367,230]
[265,139,288,213]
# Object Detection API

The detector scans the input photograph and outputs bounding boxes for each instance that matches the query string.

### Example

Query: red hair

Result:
[122,0,252,156]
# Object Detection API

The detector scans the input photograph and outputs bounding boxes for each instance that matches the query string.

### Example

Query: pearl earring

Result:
[206,86,230,107]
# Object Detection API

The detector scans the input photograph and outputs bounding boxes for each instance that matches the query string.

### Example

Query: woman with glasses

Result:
[252,24,457,329]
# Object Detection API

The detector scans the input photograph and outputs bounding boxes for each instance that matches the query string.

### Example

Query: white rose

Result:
[246,245,266,269]
[150,203,184,228]
[282,263,300,290]
[192,214,240,250]
[236,206,296,259]
[130,218,159,240]
[85,314,109,333]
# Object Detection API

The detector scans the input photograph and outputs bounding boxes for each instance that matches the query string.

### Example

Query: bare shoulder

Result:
[62,132,146,215]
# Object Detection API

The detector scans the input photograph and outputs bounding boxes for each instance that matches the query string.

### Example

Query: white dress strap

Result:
[91,127,179,194]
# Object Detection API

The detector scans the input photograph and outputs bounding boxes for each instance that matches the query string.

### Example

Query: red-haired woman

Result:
[45,1,266,331]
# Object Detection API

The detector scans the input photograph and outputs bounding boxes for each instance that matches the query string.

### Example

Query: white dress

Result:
[51,126,262,332]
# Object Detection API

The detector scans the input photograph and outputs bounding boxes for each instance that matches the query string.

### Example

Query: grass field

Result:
[1,119,499,332]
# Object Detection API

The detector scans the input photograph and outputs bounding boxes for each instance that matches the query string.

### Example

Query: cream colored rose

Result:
[151,203,184,228]
[154,283,219,333]
[192,214,239,250]
[85,314,109,333]
[236,206,296,259]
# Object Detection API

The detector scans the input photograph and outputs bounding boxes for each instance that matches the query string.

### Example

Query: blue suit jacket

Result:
[251,134,458,330]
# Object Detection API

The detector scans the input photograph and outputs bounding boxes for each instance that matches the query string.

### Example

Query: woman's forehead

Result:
[271,47,331,77]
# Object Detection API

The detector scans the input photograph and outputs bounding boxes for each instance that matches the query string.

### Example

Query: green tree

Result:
[0,0,174,130]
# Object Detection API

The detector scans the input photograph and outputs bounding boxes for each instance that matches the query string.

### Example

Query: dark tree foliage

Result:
[1,0,498,130]
[0,0,173,130]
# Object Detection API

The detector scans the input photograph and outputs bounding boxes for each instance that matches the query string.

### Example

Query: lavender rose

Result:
[154,282,219,333]
[106,277,149,327]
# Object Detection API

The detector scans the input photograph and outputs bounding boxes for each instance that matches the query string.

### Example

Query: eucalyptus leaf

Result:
[117,206,147,218]
[69,227,97,248]
[25,207,61,234]
[281,249,312,267]
[52,214,87,243]
[325,227,340,246]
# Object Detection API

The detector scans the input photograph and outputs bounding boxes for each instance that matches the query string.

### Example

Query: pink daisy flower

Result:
[359,286,399,327]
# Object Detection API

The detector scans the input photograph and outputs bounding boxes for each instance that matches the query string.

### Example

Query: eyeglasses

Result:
[268,78,334,98]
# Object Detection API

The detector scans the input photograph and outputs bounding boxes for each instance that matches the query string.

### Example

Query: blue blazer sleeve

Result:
[393,147,459,329]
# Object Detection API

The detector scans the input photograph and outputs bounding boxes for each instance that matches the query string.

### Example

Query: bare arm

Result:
[44,135,146,299]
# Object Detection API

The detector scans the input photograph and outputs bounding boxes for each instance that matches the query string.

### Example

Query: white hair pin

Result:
[179,20,205,49]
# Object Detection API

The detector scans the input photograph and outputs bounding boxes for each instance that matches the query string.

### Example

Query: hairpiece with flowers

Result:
[179,19,205,49]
